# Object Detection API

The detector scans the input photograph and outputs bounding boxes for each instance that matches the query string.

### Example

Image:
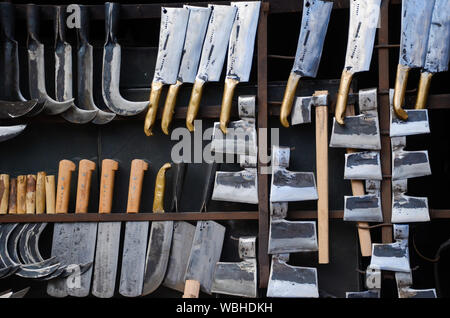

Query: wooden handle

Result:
[182,280,200,298]
[334,69,353,125]
[8,178,17,214]
[99,159,119,214]
[45,175,56,214]
[161,80,183,135]
[75,159,96,213]
[415,71,433,110]
[144,81,164,136]
[26,174,36,214]
[345,105,372,257]
[126,159,149,213]
[393,64,410,120]
[280,72,301,127]
[17,175,26,214]
[55,160,76,214]
[219,77,239,134]
[36,172,46,214]
[186,79,205,132]
[314,91,329,264]
[0,174,9,214]
[153,163,171,213]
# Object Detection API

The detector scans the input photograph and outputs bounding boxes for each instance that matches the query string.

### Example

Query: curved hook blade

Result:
[0,124,26,143]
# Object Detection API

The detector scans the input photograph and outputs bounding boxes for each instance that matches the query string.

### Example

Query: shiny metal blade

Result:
[268,220,318,254]
[212,169,258,204]
[177,6,212,83]
[0,125,26,143]
[370,241,410,272]
[270,168,318,202]
[344,195,383,222]
[344,151,382,180]
[344,0,381,73]
[196,4,237,82]
[292,0,333,77]
[392,194,429,223]
[211,259,257,298]
[226,2,261,82]
[153,7,190,84]
[329,115,381,150]
[346,290,380,298]
[423,0,450,73]
[399,0,435,68]
[142,221,173,295]
[211,120,257,157]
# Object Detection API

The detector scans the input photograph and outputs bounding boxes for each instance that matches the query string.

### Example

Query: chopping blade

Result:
[391,179,430,223]
[391,137,431,180]
[212,168,258,204]
[344,151,382,180]
[395,271,437,298]
[211,120,258,157]
[268,219,318,254]
[344,194,383,222]
[212,259,257,298]
[267,255,319,298]
[270,167,318,203]
[346,290,380,298]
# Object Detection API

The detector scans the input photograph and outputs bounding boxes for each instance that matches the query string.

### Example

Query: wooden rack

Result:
[1,0,449,290]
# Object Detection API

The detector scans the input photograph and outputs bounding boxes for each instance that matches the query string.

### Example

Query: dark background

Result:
[0,0,449,298]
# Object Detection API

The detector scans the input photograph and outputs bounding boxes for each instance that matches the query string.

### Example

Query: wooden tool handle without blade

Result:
[26,174,36,214]
[17,175,27,214]
[99,159,119,214]
[45,175,56,214]
[56,160,76,213]
[183,280,200,298]
[126,159,148,213]
[153,163,171,213]
[219,77,239,134]
[314,91,329,264]
[186,79,205,132]
[36,172,46,214]
[75,159,96,213]
[161,81,183,135]
[8,178,17,214]
[0,174,9,214]
[144,81,164,136]
[280,72,301,128]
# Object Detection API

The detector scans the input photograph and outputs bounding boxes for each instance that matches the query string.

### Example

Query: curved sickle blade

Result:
[27,223,47,262]
[0,125,26,143]
[0,100,39,119]
[77,5,116,124]
[0,266,19,279]
[102,3,148,116]
[9,223,29,263]
[142,221,173,295]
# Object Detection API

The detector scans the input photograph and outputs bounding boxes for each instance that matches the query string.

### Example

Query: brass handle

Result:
[334,69,353,125]
[280,72,301,128]
[219,77,239,134]
[144,81,164,136]
[393,64,410,120]
[161,80,183,135]
[186,79,205,132]
[153,163,171,213]
[415,71,433,110]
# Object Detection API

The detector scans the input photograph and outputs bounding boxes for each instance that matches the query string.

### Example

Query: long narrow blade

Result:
[424,0,450,73]
[226,2,260,82]
[344,0,381,72]
[67,222,98,297]
[399,0,435,67]
[92,222,121,298]
[196,5,237,82]
[292,0,333,77]
[142,221,173,295]
[177,6,211,84]
[153,7,189,84]
[119,221,149,297]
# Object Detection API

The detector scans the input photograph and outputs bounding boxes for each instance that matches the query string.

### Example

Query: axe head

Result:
[267,255,319,298]
[370,242,410,272]
[396,271,437,298]
[392,137,431,180]
[211,120,257,157]
[270,167,318,203]
[212,168,258,204]
[391,180,430,223]
[346,290,380,298]
[344,151,382,180]
[344,194,383,222]
[211,259,258,298]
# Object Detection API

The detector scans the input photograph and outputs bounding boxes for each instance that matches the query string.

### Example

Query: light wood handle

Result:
[127,159,149,213]
[17,175,26,214]
[75,159,96,214]
[8,178,17,214]
[144,81,164,136]
[335,69,353,125]
[161,80,183,135]
[186,79,205,132]
[153,163,171,213]
[393,64,410,120]
[219,77,239,134]
[415,71,433,110]
[314,91,329,264]
[36,172,46,214]
[280,72,301,127]
[345,105,372,257]
[26,174,36,214]
[99,159,119,214]
[182,280,200,298]
[55,160,76,214]
[45,175,56,214]
[0,174,9,214]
